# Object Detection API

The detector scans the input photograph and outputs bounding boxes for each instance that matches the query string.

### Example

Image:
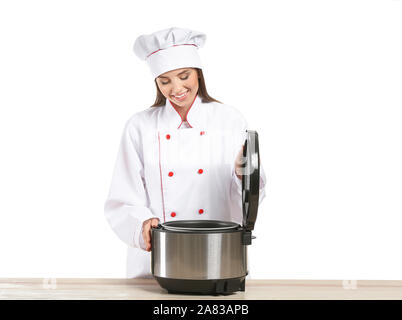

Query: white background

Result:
[0,0,401,280]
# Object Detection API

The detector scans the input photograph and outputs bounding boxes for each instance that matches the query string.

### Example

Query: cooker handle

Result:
[242,231,257,245]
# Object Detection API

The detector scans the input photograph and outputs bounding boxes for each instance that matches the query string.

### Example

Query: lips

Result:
[172,90,189,101]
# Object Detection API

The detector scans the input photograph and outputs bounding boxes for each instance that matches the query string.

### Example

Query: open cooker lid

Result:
[242,130,260,231]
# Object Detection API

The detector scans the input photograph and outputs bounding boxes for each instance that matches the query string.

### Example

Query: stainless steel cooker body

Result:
[151,220,250,294]
[152,226,247,280]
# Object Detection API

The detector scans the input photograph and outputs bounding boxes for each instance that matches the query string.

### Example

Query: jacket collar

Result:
[160,94,205,130]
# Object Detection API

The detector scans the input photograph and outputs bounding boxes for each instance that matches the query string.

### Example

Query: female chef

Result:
[104,27,266,278]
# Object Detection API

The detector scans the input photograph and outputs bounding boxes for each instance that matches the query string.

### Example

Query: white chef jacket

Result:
[104,95,266,278]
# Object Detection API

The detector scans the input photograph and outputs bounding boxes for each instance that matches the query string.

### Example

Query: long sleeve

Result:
[104,119,156,249]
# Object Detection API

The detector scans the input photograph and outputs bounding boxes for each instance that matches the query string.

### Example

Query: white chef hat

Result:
[133,27,206,79]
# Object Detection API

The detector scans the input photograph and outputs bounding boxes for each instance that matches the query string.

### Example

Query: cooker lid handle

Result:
[242,130,260,231]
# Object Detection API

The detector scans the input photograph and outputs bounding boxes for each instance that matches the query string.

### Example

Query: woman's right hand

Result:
[142,218,160,252]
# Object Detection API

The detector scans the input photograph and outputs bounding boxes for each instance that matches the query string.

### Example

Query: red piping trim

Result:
[157,132,166,223]
[147,44,197,58]
[169,94,197,129]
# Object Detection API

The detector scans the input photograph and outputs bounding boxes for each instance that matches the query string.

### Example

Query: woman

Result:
[104,27,266,278]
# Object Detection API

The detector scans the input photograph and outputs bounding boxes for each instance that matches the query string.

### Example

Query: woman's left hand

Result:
[235,144,245,180]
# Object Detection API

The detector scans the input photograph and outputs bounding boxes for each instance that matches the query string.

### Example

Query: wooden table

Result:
[0,278,401,300]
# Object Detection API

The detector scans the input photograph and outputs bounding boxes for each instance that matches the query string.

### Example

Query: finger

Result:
[143,222,151,250]
[147,227,152,251]
[148,219,160,251]
[142,221,147,242]
[151,218,159,228]
[236,145,245,162]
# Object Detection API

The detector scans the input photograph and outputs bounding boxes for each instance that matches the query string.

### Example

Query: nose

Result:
[170,79,186,95]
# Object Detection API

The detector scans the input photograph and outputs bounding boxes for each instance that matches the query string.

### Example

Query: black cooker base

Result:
[154,276,246,295]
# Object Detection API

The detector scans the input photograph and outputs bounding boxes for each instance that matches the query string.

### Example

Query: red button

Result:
[199,209,204,214]
[198,169,203,174]
[166,134,171,140]
[200,131,205,135]
[171,212,176,217]
[168,171,174,177]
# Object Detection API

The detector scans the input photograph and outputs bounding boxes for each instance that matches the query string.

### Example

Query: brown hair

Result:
[150,68,223,107]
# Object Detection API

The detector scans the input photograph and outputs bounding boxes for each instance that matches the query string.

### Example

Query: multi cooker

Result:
[151,130,260,294]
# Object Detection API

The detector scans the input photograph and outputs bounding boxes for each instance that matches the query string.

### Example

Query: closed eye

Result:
[161,76,189,85]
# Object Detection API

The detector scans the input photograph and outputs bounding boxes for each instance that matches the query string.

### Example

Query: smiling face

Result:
[155,68,199,108]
